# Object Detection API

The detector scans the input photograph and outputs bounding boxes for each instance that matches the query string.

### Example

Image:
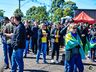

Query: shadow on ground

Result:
[83,63,96,66]
[24,69,48,72]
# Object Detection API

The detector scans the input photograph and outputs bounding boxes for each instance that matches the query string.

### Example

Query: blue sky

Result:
[0,0,96,17]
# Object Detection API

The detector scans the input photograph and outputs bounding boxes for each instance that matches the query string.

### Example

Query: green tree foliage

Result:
[64,1,78,9]
[63,8,73,17]
[53,8,63,22]
[63,1,78,17]
[13,9,24,17]
[49,0,78,22]
[0,10,5,17]
[50,0,65,22]
[51,0,65,10]
[50,0,65,14]
[26,6,48,22]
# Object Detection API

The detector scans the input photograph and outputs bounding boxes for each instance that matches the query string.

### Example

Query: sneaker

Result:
[55,60,59,64]
[51,59,54,63]
[4,65,9,69]
[23,55,27,58]
[94,59,96,62]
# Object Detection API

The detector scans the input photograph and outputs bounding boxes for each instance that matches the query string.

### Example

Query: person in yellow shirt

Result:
[50,21,61,63]
[36,23,48,64]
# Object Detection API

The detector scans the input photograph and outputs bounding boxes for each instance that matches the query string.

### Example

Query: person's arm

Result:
[4,33,13,38]
[60,27,67,36]
[4,24,13,37]
[60,24,69,36]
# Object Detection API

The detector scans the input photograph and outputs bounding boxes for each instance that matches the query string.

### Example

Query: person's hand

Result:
[4,33,13,37]
[55,35,60,38]
[81,34,85,37]
[27,35,30,38]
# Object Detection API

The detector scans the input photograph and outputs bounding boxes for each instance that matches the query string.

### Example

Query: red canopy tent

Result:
[73,11,96,24]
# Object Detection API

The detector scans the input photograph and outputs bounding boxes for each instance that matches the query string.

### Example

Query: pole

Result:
[19,0,21,10]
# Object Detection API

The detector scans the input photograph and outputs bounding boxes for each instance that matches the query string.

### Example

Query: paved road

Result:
[0,38,4,72]
[3,49,96,72]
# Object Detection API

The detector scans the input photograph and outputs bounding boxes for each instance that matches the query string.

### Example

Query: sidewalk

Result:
[0,38,4,72]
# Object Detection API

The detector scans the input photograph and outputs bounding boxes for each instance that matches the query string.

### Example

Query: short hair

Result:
[4,17,9,21]
[14,15,21,22]
[10,16,14,20]
[39,22,46,29]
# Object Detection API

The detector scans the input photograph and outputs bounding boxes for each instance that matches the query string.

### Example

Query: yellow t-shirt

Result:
[41,30,47,43]
[55,30,59,43]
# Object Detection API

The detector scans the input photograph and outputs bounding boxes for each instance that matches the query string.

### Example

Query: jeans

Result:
[65,54,84,72]
[51,42,59,61]
[36,43,47,62]
[47,41,49,55]
[7,44,13,65]
[11,49,24,72]
[24,40,29,56]
[30,38,32,49]
[3,43,13,66]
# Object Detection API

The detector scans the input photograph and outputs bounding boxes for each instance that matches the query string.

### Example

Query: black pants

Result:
[51,42,60,61]
[32,38,37,54]
[81,37,86,52]
[47,41,49,55]
[91,48,96,60]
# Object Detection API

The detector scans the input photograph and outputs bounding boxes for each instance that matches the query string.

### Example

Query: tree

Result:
[50,0,65,14]
[64,1,78,9]
[63,1,78,17]
[49,0,78,22]
[49,0,65,22]
[13,9,24,17]
[63,8,73,16]
[51,0,65,10]
[53,8,63,22]
[0,10,5,17]
[26,6,48,22]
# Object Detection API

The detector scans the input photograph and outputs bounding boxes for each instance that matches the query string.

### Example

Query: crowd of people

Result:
[0,15,96,72]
